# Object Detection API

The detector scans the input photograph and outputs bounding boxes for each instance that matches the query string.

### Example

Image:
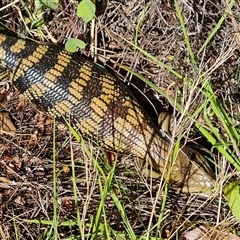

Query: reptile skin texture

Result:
[0,33,215,192]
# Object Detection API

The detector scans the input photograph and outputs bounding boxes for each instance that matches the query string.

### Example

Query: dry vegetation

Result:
[0,0,240,239]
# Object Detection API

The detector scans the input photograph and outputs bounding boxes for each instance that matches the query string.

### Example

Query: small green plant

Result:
[40,0,59,11]
[77,0,96,23]
[224,182,240,222]
[30,0,59,28]
[65,38,86,53]
[65,0,96,53]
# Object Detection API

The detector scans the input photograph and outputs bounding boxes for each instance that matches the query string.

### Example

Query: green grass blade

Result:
[197,0,236,56]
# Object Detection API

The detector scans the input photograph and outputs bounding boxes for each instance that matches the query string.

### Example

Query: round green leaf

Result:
[40,0,59,10]
[224,181,240,222]
[65,38,86,53]
[77,0,96,23]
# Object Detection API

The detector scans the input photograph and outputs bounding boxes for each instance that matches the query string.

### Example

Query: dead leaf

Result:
[0,112,16,135]
[16,94,28,111]
[228,233,240,240]
[106,151,116,165]
[182,226,240,240]
[57,122,67,131]
[182,226,207,240]
[63,199,74,211]
[14,195,25,206]
[28,131,38,148]
[44,116,53,125]
[62,164,70,173]
[0,177,14,184]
